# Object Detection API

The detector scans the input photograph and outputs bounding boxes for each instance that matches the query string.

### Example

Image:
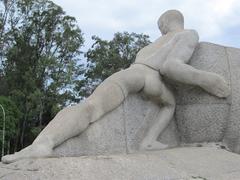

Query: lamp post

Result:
[0,104,5,157]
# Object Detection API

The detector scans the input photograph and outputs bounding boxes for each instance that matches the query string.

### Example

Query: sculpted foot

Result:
[1,144,52,164]
[140,140,168,151]
[201,73,230,98]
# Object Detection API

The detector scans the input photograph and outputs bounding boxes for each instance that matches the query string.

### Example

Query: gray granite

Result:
[51,42,240,156]
[176,104,229,143]
[1,147,240,180]
[124,95,179,153]
[53,103,127,156]
[173,42,231,105]
[223,47,240,153]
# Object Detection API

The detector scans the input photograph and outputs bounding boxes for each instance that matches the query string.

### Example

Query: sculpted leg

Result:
[161,61,230,98]
[140,106,175,151]
[139,69,175,151]
[1,65,145,164]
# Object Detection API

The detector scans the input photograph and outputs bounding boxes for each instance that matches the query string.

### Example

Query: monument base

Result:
[1,146,240,180]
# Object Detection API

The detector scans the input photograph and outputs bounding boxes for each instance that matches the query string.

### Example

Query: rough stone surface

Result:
[1,147,240,180]
[53,94,179,156]
[224,47,240,153]
[173,42,231,143]
[174,42,231,105]
[53,104,127,156]
[176,104,229,143]
[53,42,240,156]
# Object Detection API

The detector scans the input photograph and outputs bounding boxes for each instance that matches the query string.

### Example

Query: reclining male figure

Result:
[2,10,230,164]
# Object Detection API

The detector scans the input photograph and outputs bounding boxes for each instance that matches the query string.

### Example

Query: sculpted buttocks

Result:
[1,10,230,164]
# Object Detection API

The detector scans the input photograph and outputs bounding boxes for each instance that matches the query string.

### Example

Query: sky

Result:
[52,0,240,51]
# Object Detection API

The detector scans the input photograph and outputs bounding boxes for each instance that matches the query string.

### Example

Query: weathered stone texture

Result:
[53,42,240,156]
[223,47,240,152]
[174,42,231,143]
[53,104,126,156]
[1,147,240,180]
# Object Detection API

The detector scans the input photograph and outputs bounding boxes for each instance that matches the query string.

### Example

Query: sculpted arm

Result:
[161,30,230,98]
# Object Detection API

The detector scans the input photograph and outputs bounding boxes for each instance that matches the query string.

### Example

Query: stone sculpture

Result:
[1,10,230,164]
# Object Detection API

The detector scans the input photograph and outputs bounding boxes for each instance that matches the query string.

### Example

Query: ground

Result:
[1,144,240,180]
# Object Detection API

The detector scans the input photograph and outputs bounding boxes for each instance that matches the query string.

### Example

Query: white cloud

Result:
[52,0,240,48]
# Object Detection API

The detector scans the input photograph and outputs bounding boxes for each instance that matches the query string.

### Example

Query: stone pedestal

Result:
[1,147,240,180]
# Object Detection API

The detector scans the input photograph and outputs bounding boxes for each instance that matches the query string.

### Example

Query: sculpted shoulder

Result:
[177,29,199,45]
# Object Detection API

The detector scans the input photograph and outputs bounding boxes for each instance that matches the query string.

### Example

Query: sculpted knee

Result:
[85,98,105,122]
[105,73,129,98]
[56,105,81,120]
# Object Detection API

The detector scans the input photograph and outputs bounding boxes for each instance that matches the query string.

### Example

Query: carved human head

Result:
[158,10,184,35]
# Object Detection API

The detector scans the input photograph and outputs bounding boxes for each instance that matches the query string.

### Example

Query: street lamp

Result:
[0,104,5,157]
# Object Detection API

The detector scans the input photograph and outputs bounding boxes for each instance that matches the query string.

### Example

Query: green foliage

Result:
[0,0,85,149]
[4,0,84,97]
[0,96,21,156]
[76,32,151,98]
[0,0,152,152]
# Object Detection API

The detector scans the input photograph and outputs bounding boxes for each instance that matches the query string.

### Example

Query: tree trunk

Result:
[20,117,26,148]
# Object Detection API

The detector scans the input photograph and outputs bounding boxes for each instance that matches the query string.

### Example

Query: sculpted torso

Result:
[135,30,198,71]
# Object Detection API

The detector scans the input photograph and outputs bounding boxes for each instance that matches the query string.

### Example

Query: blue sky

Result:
[52,0,240,51]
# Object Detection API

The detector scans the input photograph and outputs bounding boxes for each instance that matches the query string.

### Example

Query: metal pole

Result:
[0,104,5,157]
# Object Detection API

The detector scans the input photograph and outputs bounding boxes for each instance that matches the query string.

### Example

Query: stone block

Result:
[53,103,127,156]
[53,42,240,156]
[2,147,240,180]
[223,47,240,153]
[176,104,229,143]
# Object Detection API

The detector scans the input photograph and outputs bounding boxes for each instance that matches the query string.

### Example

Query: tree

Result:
[0,0,16,55]
[76,32,151,98]
[0,96,21,156]
[1,0,84,149]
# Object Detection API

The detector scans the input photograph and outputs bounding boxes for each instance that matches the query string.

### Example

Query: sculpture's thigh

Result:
[87,65,145,122]
[105,65,146,96]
